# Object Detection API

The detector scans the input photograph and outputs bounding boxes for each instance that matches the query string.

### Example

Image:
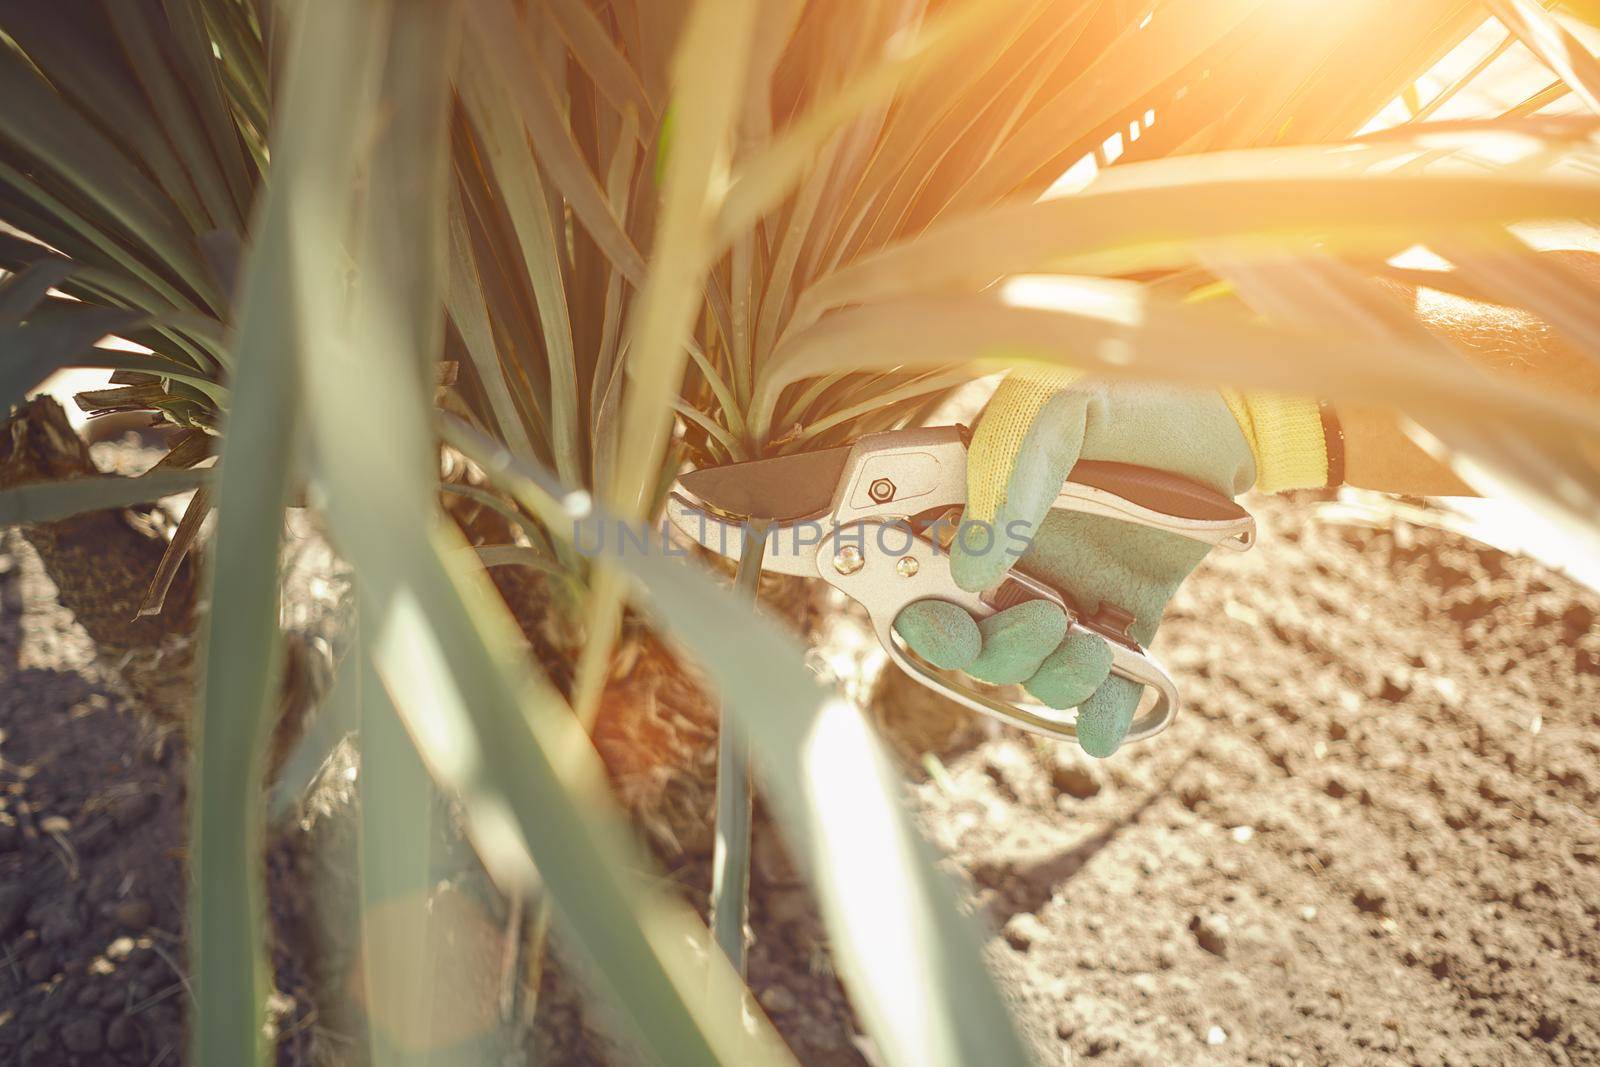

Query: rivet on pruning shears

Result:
[833,545,865,575]
[896,556,919,578]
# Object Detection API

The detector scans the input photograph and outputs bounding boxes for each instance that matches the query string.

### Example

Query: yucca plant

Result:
[438,0,1600,1004]
[3,2,1600,1066]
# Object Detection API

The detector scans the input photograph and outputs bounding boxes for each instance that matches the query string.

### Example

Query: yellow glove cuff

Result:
[971,371,1329,510]
[1220,390,1330,493]
[965,366,1083,525]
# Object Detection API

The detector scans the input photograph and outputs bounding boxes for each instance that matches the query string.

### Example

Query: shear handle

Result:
[884,633,1178,746]
[1068,460,1243,522]
[817,521,1180,747]
[1053,461,1255,551]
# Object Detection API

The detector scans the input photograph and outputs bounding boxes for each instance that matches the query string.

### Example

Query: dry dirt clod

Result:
[759,985,799,1015]
[59,1013,104,1054]
[752,827,799,886]
[1190,912,1231,958]
[112,898,153,929]
[29,893,83,944]
[1373,667,1413,702]
[111,792,156,829]
[1353,875,1392,917]
[1048,748,1103,799]
[1003,912,1048,953]
[105,1014,138,1052]
[766,887,812,927]
[1177,772,1214,811]
[0,882,29,936]
[984,740,1047,806]
[24,949,56,983]
[1561,603,1594,638]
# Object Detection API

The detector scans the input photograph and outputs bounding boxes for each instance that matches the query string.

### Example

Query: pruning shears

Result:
[667,426,1255,746]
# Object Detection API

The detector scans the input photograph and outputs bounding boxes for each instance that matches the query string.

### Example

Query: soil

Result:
[0,525,321,1066]
[900,495,1600,1067]
[0,431,340,1067]
[3,470,1598,1064]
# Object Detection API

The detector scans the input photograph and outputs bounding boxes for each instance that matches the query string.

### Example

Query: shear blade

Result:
[664,494,820,576]
[676,445,851,523]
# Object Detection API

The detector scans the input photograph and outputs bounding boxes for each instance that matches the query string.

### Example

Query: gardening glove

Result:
[894,369,1334,757]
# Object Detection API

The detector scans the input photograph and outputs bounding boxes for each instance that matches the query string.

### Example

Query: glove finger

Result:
[893,599,980,671]
[967,599,1068,685]
[1076,674,1143,759]
[950,378,1090,593]
[1024,629,1113,710]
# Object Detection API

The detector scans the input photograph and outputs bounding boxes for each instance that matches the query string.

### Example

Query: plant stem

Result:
[710,527,766,976]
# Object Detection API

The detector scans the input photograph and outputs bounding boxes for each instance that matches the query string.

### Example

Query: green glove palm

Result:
[893,376,1256,757]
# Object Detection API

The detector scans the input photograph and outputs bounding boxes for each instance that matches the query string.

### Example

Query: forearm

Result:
[1338,403,1473,496]
[1329,251,1600,498]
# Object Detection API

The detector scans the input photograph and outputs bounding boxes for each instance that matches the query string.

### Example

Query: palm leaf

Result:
[609,0,758,517]
[794,137,1599,332]
[1,288,148,411]
[468,0,648,286]
[0,41,224,311]
[539,0,656,130]
[187,0,367,1059]
[0,467,207,524]
[1484,0,1600,113]
[459,56,585,484]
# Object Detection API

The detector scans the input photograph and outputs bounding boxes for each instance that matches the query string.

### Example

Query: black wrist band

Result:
[1319,400,1345,488]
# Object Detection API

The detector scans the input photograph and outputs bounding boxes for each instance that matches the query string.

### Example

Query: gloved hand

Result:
[893,370,1331,757]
